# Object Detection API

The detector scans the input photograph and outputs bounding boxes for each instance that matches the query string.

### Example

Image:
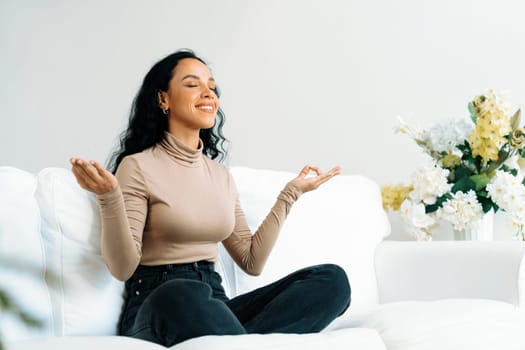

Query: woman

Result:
[70,49,350,347]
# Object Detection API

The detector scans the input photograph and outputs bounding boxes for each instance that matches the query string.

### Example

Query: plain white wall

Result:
[2,0,525,239]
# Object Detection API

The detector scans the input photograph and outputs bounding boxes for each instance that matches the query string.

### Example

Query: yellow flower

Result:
[468,90,511,163]
[441,154,462,168]
[381,184,414,211]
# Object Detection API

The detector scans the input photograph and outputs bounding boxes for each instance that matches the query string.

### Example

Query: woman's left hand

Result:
[289,165,342,194]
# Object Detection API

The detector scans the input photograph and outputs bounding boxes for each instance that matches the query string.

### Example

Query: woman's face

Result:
[160,58,219,131]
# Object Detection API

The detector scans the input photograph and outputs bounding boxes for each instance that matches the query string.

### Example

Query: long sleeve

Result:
[96,156,148,281]
[222,182,302,276]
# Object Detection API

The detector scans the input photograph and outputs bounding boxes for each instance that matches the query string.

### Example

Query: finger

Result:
[328,166,342,176]
[71,165,83,183]
[71,165,94,190]
[77,159,104,183]
[312,169,339,188]
[309,166,322,176]
[70,157,82,166]
[297,165,312,179]
[89,160,108,177]
[71,159,93,183]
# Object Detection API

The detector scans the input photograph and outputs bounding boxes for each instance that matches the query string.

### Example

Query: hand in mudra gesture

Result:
[69,158,119,195]
[289,165,341,194]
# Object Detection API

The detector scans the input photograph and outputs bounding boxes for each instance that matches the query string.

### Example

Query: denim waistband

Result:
[135,260,215,274]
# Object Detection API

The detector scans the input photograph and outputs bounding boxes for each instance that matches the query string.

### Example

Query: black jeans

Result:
[119,261,351,347]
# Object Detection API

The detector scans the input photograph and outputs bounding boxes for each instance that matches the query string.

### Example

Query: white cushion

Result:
[175,328,386,350]
[0,167,52,341]
[6,335,167,350]
[229,166,390,320]
[358,299,525,350]
[34,168,124,335]
[6,329,387,350]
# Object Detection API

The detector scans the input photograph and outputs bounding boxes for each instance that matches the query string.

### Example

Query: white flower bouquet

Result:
[382,89,525,241]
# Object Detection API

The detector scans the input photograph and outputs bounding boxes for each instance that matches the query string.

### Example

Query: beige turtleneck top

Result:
[96,131,302,281]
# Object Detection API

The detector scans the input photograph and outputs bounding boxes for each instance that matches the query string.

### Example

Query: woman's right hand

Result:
[69,158,119,195]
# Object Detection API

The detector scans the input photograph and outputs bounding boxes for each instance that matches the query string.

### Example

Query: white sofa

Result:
[1,165,525,350]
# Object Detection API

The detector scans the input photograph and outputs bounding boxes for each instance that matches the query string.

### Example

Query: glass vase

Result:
[453,210,494,241]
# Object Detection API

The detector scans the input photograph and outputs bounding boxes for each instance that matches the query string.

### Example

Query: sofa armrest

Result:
[374,241,525,306]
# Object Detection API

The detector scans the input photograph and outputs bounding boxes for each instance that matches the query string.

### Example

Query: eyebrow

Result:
[181,74,215,82]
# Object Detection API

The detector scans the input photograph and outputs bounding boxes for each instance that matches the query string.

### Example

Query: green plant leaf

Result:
[0,289,43,329]
[468,102,477,123]
[451,177,476,193]
[425,193,452,213]
[477,190,488,197]
[455,164,473,178]
[425,204,439,214]
[470,174,490,191]
[485,147,510,174]
[511,109,521,132]
[479,197,493,213]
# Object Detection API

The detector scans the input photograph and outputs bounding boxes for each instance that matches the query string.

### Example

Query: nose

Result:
[201,86,215,99]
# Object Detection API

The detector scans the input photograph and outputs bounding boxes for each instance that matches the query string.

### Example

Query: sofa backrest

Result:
[375,241,525,305]
[0,166,390,339]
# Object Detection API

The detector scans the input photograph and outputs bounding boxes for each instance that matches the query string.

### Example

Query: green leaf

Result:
[451,177,476,193]
[454,165,473,180]
[468,102,478,123]
[425,204,439,214]
[479,198,493,213]
[485,147,511,174]
[0,289,43,329]
[470,174,490,191]
[17,309,43,328]
[477,190,488,197]
[511,109,521,132]
[457,144,466,152]
[425,193,452,214]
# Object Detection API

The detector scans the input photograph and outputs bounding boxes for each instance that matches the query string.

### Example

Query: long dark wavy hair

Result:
[107,49,228,174]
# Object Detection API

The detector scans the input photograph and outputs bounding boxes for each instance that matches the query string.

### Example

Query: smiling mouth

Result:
[196,105,215,112]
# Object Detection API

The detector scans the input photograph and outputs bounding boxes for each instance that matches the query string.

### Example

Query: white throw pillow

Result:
[34,168,124,336]
[229,166,390,320]
[0,167,52,341]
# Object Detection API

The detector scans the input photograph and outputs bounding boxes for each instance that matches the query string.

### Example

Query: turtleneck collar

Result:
[159,131,203,167]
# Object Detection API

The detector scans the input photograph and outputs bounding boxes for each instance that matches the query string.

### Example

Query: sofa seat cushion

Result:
[356,299,525,350]
[175,328,386,350]
[7,336,166,350]
[7,329,387,350]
